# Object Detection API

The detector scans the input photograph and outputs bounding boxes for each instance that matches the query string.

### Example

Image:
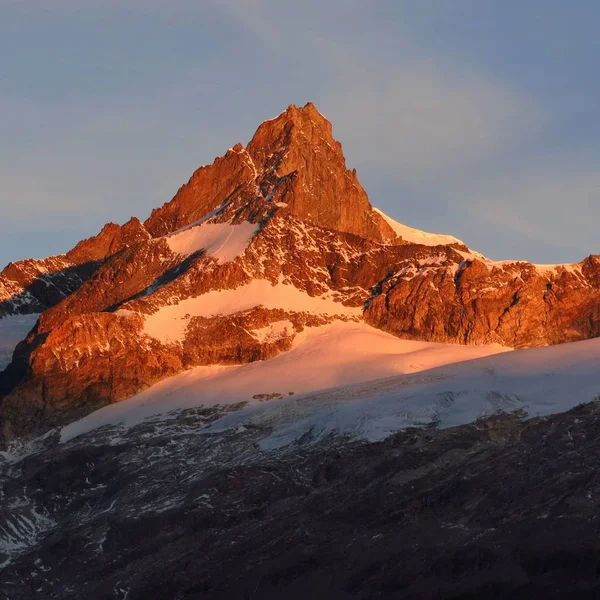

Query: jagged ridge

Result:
[1,102,600,441]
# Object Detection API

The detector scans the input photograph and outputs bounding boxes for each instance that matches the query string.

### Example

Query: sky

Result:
[1,1,599,265]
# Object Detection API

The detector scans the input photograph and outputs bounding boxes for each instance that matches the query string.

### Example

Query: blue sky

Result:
[1,1,599,265]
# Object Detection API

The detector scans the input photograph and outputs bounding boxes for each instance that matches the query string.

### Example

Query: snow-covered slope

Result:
[373,207,467,248]
[165,221,258,262]
[62,326,600,450]
[212,335,600,450]
[137,278,362,344]
[61,322,509,441]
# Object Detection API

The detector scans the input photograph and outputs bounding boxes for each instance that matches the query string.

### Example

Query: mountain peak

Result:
[267,101,330,126]
[140,102,469,250]
[143,102,395,241]
[4,105,600,445]
[245,102,395,241]
[246,102,335,168]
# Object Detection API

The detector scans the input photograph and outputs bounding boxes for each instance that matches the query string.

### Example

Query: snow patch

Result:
[166,221,258,263]
[470,258,583,277]
[61,321,509,441]
[0,502,55,568]
[250,320,294,343]
[374,207,466,248]
[142,278,362,344]
[533,263,580,275]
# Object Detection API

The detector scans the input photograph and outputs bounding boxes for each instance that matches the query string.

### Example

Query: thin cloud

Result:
[461,154,600,252]
[318,46,545,180]
[2,0,598,266]
[208,1,546,181]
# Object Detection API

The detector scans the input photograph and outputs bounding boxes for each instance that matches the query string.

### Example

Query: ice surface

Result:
[213,335,600,449]
[61,324,600,450]
[61,321,509,441]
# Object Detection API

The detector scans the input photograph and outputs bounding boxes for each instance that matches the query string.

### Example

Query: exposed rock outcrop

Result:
[4,397,600,598]
[0,217,151,318]
[365,257,600,347]
[1,103,600,440]
[145,103,396,242]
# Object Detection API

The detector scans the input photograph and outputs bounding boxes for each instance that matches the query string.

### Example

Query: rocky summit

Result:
[2,103,600,598]
[2,102,600,440]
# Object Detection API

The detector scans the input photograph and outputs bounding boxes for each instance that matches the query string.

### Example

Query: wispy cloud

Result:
[208,1,546,181]
[1,0,599,265]
[318,45,544,180]
[460,153,600,251]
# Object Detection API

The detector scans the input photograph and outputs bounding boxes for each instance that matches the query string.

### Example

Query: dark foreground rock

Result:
[3,401,600,599]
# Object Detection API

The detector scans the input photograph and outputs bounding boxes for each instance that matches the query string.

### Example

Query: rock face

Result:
[0,217,151,318]
[365,256,600,347]
[144,102,395,242]
[4,399,600,599]
[244,102,395,241]
[1,102,600,440]
[0,256,93,318]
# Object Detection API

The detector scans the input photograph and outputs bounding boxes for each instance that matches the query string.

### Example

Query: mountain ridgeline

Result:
[1,102,600,440]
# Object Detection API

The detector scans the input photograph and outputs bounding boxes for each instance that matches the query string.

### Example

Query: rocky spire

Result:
[246,102,395,241]
[144,103,396,241]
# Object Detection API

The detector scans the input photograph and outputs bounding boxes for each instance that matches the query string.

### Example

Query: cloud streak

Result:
[1,0,599,265]
[461,153,600,251]
[319,46,544,180]
[208,1,546,180]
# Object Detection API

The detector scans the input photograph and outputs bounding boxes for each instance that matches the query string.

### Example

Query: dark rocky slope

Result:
[3,401,600,598]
